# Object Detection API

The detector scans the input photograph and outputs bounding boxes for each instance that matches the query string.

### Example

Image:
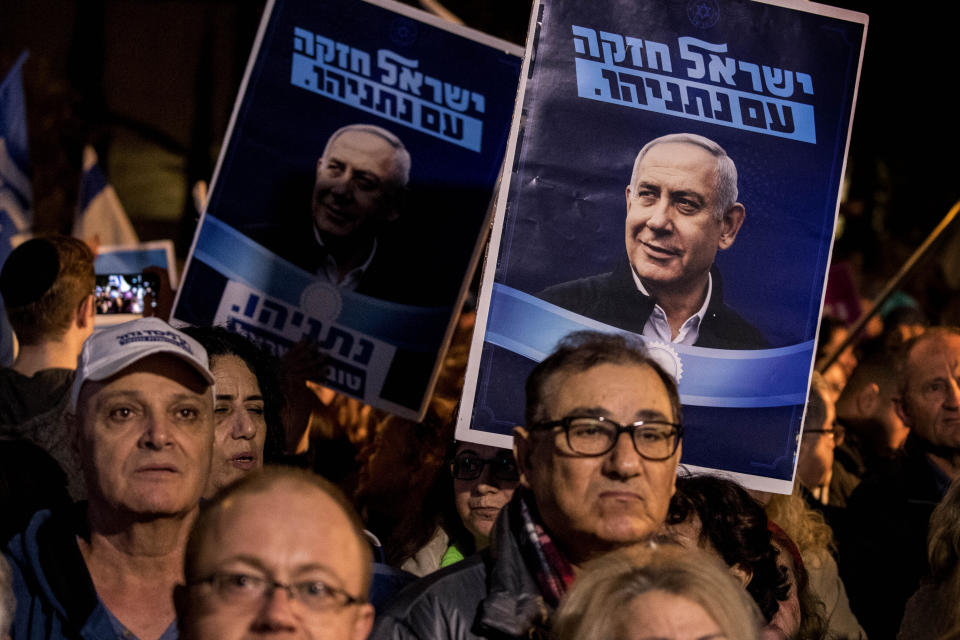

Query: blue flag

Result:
[73,145,138,246]
[0,51,33,366]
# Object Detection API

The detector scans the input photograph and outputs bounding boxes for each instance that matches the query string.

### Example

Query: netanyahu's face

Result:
[312,130,401,241]
[625,142,742,294]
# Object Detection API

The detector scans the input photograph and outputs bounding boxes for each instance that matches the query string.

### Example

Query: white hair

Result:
[0,555,14,636]
[629,133,738,221]
[322,123,411,188]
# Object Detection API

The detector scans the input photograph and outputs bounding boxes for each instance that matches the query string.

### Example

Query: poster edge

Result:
[360,0,525,56]
[751,0,868,24]
[455,0,543,444]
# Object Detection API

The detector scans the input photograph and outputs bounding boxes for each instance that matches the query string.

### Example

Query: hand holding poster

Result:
[172,0,522,419]
[458,0,867,492]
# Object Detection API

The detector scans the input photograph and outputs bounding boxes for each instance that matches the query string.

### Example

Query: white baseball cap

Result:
[71,317,214,410]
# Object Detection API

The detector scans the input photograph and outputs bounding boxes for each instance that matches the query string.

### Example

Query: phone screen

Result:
[94,273,158,315]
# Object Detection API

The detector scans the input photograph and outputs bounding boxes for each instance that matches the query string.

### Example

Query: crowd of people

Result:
[0,231,959,640]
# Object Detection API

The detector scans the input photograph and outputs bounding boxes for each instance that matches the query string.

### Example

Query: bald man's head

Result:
[179,467,374,640]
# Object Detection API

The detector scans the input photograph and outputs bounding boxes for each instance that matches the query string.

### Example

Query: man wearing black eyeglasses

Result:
[372,330,682,639]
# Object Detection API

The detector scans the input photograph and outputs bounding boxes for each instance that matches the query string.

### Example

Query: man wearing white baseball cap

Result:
[4,317,215,640]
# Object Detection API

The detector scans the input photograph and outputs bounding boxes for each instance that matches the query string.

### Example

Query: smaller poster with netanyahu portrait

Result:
[171,0,523,419]
[458,0,868,492]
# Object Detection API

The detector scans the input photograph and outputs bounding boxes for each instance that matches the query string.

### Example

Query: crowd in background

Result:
[4,2,960,637]
[0,230,958,640]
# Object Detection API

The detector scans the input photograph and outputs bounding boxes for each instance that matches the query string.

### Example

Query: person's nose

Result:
[230,410,257,441]
[603,430,642,478]
[250,586,299,633]
[328,170,354,197]
[944,377,960,409]
[474,464,500,494]
[644,199,673,233]
[139,413,171,450]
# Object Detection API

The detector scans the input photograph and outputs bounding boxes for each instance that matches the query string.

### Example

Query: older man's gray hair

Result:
[629,133,738,221]
[322,123,411,188]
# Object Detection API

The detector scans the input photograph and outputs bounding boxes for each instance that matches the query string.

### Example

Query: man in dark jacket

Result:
[4,318,215,640]
[539,133,766,350]
[371,330,684,639]
[840,327,960,639]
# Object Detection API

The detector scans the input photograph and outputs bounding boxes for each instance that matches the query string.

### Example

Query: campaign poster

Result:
[171,0,523,419]
[457,0,867,492]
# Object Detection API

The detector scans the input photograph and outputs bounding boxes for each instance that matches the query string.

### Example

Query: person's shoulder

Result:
[371,554,489,640]
[538,271,620,307]
[699,302,769,349]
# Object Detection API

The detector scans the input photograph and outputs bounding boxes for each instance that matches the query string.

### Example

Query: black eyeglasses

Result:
[531,416,683,460]
[451,451,519,481]
[192,572,362,612]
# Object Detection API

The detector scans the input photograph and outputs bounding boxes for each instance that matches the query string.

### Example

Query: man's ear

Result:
[625,184,632,205]
[894,395,913,428]
[76,294,95,328]
[856,382,881,416]
[384,186,409,224]
[351,603,375,640]
[717,203,746,250]
[669,442,682,498]
[730,562,753,587]
[513,426,534,489]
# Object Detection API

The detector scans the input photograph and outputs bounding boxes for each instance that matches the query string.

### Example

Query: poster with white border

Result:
[457,0,867,492]
[171,0,523,420]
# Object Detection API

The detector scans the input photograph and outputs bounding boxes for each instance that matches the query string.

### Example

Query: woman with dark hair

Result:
[665,474,795,629]
[181,326,286,498]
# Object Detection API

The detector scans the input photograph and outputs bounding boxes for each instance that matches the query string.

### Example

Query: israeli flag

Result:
[73,144,138,246]
[0,51,33,365]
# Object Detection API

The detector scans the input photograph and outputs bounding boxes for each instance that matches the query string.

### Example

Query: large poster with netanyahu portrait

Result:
[457,0,867,492]
[171,0,522,419]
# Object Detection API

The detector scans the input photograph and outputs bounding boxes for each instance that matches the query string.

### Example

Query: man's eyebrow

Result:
[215,554,272,574]
[213,556,345,585]
[634,408,673,422]
[668,188,706,204]
[557,407,672,421]
[94,389,143,409]
[561,406,612,418]
[635,181,661,192]
[291,562,348,586]
[352,169,382,182]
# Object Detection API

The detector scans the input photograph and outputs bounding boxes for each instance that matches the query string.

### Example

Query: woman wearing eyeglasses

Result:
[398,441,520,577]
[448,443,520,562]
